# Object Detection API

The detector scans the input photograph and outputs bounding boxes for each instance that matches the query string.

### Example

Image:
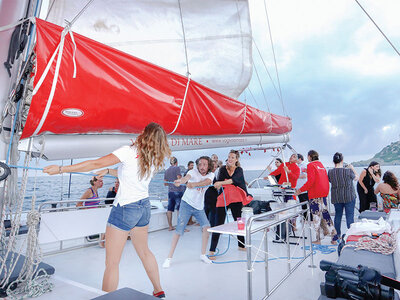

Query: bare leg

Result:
[201,226,210,255]
[167,233,180,258]
[130,226,163,294]
[167,211,174,231]
[99,233,105,248]
[102,226,129,292]
[187,216,195,225]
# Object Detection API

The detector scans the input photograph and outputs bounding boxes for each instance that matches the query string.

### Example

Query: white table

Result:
[207,218,276,236]
[207,203,314,300]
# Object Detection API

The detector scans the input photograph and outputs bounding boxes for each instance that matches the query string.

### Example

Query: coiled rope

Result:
[343,233,397,255]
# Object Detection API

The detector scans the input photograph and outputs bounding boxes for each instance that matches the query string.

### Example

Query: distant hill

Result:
[352,141,400,167]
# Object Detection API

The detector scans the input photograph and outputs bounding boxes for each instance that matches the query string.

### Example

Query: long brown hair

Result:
[135,123,171,180]
[383,171,399,191]
[227,149,240,171]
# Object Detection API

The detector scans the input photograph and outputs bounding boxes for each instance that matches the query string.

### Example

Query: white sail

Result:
[45,0,253,99]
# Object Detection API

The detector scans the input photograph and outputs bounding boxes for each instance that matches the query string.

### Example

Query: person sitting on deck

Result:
[105,178,119,205]
[77,176,103,207]
[374,171,400,212]
[162,156,215,268]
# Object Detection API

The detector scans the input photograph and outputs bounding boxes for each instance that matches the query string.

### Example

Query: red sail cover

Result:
[21,19,292,139]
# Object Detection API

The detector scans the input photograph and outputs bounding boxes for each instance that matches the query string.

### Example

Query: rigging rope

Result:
[263,0,286,116]
[353,0,400,57]
[246,87,260,110]
[252,39,286,119]
[177,0,190,76]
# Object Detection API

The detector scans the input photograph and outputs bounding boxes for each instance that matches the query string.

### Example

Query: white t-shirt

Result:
[112,145,154,206]
[296,162,308,193]
[182,168,214,210]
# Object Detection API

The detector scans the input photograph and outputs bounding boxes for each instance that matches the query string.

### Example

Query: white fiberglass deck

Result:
[40,223,338,300]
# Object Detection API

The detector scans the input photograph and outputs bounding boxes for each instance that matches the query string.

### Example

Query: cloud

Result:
[321,115,344,137]
[382,124,394,132]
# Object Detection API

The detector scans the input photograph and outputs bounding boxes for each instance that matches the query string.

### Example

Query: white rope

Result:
[168,74,191,135]
[1,151,53,298]
[239,92,248,135]
[0,17,35,32]
[251,230,267,271]
[0,150,31,288]
[68,30,78,79]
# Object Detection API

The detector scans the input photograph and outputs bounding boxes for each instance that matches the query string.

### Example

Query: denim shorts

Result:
[107,198,151,232]
[167,191,183,212]
[176,200,210,236]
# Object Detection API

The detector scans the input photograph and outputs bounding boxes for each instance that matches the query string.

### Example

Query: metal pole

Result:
[67,159,73,199]
[264,228,269,295]
[286,219,290,273]
[308,202,316,268]
[302,212,306,259]
[247,223,252,300]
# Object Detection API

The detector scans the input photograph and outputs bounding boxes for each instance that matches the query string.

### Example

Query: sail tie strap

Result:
[169,74,191,135]
[32,24,77,136]
[239,95,248,134]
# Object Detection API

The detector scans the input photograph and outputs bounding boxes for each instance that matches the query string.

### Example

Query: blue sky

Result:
[173,1,400,170]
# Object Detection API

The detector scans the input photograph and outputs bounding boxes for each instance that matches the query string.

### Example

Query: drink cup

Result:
[237,218,245,230]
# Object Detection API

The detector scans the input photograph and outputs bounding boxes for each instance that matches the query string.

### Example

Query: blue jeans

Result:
[333,200,355,240]
[107,198,151,231]
[175,200,210,236]
[167,191,183,212]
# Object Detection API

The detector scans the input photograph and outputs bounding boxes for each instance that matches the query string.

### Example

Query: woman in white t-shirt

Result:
[43,123,170,298]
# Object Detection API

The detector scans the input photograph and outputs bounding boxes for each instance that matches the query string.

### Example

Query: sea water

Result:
[19,165,400,211]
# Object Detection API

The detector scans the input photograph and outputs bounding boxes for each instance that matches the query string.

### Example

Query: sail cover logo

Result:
[61,109,84,118]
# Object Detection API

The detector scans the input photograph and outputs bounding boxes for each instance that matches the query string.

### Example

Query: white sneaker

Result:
[200,254,212,264]
[162,258,171,268]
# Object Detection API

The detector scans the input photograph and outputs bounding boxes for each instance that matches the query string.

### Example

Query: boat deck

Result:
[40,223,338,300]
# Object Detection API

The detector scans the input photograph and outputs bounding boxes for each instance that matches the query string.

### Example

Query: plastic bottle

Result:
[377,195,384,212]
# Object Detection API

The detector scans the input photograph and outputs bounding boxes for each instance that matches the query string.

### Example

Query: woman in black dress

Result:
[357,161,381,212]
[209,150,250,258]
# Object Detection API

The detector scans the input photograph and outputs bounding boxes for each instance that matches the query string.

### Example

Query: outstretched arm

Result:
[188,178,212,189]
[96,168,118,177]
[174,174,191,187]
[43,153,120,175]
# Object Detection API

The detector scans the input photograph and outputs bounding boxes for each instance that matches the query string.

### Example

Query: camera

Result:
[319,260,395,300]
